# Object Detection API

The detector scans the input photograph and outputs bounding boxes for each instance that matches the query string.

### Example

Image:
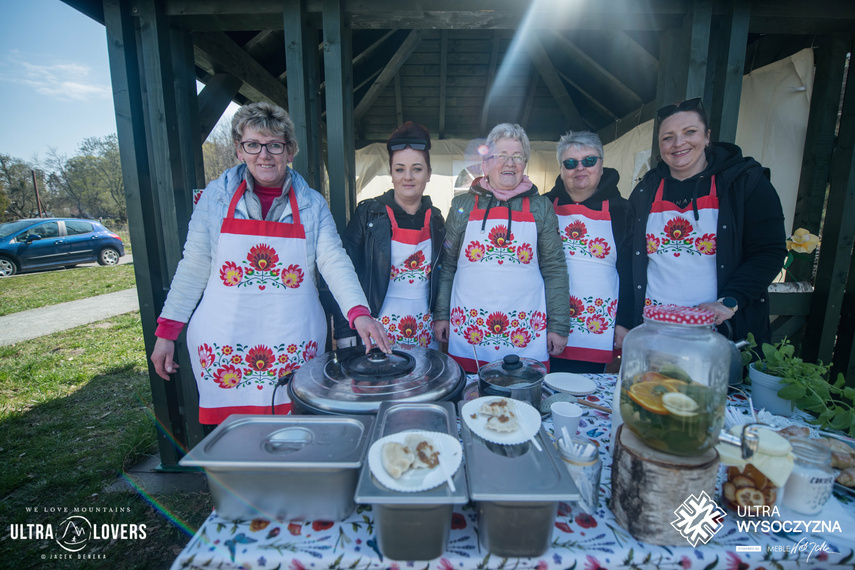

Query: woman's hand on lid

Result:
[433,320,450,343]
[354,315,392,353]
[547,332,568,356]
[697,301,736,326]
[151,337,178,380]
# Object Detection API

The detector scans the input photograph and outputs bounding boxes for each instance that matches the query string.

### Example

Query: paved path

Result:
[0,288,140,346]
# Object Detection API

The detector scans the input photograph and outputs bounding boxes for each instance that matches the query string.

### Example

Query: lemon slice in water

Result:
[662,392,700,416]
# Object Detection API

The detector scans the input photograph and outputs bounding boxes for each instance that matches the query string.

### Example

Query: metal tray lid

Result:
[354,402,469,504]
[179,414,373,469]
[458,402,580,502]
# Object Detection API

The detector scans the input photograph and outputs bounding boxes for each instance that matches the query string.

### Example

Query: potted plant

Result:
[742,334,855,436]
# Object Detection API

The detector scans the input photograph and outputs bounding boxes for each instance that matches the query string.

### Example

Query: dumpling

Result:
[382,442,414,478]
[480,398,512,417]
[405,434,440,469]
[485,412,520,433]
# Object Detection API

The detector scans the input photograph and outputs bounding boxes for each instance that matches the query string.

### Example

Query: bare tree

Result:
[202,121,240,184]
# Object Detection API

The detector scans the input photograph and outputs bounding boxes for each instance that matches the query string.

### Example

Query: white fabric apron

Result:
[448,196,548,372]
[186,183,326,424]
[378,207,437,349]
[553,199,618,364]
[645,177,719,308]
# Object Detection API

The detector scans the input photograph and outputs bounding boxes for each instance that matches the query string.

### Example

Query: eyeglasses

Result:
[388,138,430,151]
[562,156,600,170]
[488,153,527,165]
[240,141,287,155]
[656,97,704,122]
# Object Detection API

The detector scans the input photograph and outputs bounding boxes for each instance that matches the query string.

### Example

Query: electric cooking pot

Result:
[288,344,466,415]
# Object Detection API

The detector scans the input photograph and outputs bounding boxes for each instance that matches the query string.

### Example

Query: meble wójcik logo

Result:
[671,490,727,546]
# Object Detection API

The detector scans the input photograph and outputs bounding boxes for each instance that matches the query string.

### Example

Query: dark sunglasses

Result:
[562,156,600,170]
[656,97,704,122]
[388,138,430,151]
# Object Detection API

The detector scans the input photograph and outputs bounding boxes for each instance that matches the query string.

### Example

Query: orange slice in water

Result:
[628,377,678,415]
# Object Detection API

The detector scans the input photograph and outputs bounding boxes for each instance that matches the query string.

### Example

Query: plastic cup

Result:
[551,402,583,437]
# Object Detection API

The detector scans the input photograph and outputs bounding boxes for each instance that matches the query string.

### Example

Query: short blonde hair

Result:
[486,123,531,162]
[231,102,299,157]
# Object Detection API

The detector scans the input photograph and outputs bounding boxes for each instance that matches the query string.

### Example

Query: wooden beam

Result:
[193,31,288,107]
[557,70,619,122]
[598,100,657,145]
[243,29,278,53]
[524,35,585,130]
[171,28,206,200]
[708,0,750,143]
[480,31,501,134]
[685,0,712,99]
[394,72,403,125]
[439,30,448,138]
[352,29,396,67]
[197,73,242,142]
[354,30,422,122]
[520,66,539,130]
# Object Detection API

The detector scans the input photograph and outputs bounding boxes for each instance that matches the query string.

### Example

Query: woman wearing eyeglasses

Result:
[149,102,389,424]
[334,122,446,349]
[628,98,786,342]
[434,123,570,372]
[544,131,633,373]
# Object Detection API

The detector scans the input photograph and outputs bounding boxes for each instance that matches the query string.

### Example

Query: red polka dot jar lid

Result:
[643,304,715,325]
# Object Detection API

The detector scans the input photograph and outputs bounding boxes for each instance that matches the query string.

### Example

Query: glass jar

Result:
[782,438,835,515]
[618,305,729,455]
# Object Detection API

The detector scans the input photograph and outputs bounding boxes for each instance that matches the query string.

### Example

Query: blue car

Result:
[0,218,125,277]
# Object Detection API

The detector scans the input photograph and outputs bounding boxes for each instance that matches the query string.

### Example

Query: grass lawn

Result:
[0,312,213,569]
[0,264,137,316]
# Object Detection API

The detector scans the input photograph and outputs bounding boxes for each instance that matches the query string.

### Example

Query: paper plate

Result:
[461,396,541,445]
[368,431,463,493]
[544,373,597,396]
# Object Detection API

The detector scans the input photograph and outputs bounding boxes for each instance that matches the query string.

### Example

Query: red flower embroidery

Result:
[247,243,279,271]
[450,307,465,328]
[463,325,484,345]
[451,512,466,529]
[529,310,547,331]
[575,512,598,528]
[303,340,318,362]
[607,299,618,319]
[245,345,274,372]
[219,261,243,286]
[311,520,334,531]
[198,343,215,368]
[646,234,660,254]
[222,345,233,355]
[381,316,390,325]
[212,365,242,388]
[289,560,307,570]
[469,309,478,317]
[278,363,298,381]
[488,225,513,248]
[231,355,243,365]
[280,264,304,288]
[664,217,693,240]
[465,241,485,262]
[398,316,419,339]
[587,237,610,259]
[695,233,717,255]
[569,296,584,318]
[565,220,587,240]
[516,243,533,264]
[555,521,573,533]
[586,315,607,334]
[509,328,531,348]
[418,330,432,347]
[403,251,425,270]
[486,312,510,335]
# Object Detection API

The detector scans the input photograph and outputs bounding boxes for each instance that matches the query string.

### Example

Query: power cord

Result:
[271,371,294,415]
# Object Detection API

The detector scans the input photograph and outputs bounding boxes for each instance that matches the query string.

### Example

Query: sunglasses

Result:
[388,138,430,151]
[656,97,704,122]
[562,156,600,170]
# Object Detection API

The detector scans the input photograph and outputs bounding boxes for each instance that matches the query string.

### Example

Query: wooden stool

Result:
[610,425,719,545]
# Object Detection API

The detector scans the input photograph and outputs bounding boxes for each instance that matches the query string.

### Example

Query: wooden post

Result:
[707,0,751,144]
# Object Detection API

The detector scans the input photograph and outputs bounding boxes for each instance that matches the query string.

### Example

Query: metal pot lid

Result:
[340,348,416,380]
[479,354,546,386]
[289,344,465,414]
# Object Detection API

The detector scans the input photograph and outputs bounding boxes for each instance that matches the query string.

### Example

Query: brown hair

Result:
[387,122,432,171]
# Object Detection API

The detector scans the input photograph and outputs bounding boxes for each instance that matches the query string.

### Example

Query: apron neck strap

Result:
[385,204,431,233]
[227,180,300,224]
[654,175,717,201]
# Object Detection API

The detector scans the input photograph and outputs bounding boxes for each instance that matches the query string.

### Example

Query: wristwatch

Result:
[717,296,738,314]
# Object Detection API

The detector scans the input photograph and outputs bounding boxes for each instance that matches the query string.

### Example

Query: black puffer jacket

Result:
[333,189,446,341]
[543,167,635,328]
[628,143,787,343]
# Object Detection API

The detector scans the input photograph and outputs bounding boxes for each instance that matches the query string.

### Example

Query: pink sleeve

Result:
[155,317,186,340]
[347,305,372,329]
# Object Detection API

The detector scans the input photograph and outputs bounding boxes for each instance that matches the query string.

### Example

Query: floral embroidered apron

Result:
[553,200,618,364]
[645,177,719,308]
[186,182,327,424]
[378,207,437,349]
[448,196,548,372]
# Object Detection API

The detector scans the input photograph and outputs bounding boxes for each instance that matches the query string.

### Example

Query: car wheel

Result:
[98,247,121,266]
[0,257,18,277]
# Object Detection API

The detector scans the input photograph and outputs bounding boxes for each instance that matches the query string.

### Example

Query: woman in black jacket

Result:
[628,98,786,343]
[334,122,446,348]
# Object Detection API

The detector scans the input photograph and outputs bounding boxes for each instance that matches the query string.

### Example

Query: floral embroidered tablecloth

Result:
[171,375,855,570]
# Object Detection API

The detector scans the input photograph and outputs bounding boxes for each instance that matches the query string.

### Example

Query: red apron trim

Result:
[553,198,612,220]
[227,180,301,225]
[650,177,719,214]
[558,345,614,364]
[199,403,292,425]
[221,218,307,239]
[472,195,533,218]
[384,206,432,245]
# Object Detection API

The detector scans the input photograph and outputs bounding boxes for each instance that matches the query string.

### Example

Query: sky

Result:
[0,0,235,165]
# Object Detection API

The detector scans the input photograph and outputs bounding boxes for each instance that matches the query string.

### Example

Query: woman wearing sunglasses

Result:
[149,102,389,424]
[627,98,786,342]
[544,131,633,373]
[434,123,570,373]
[334,122,446,349]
